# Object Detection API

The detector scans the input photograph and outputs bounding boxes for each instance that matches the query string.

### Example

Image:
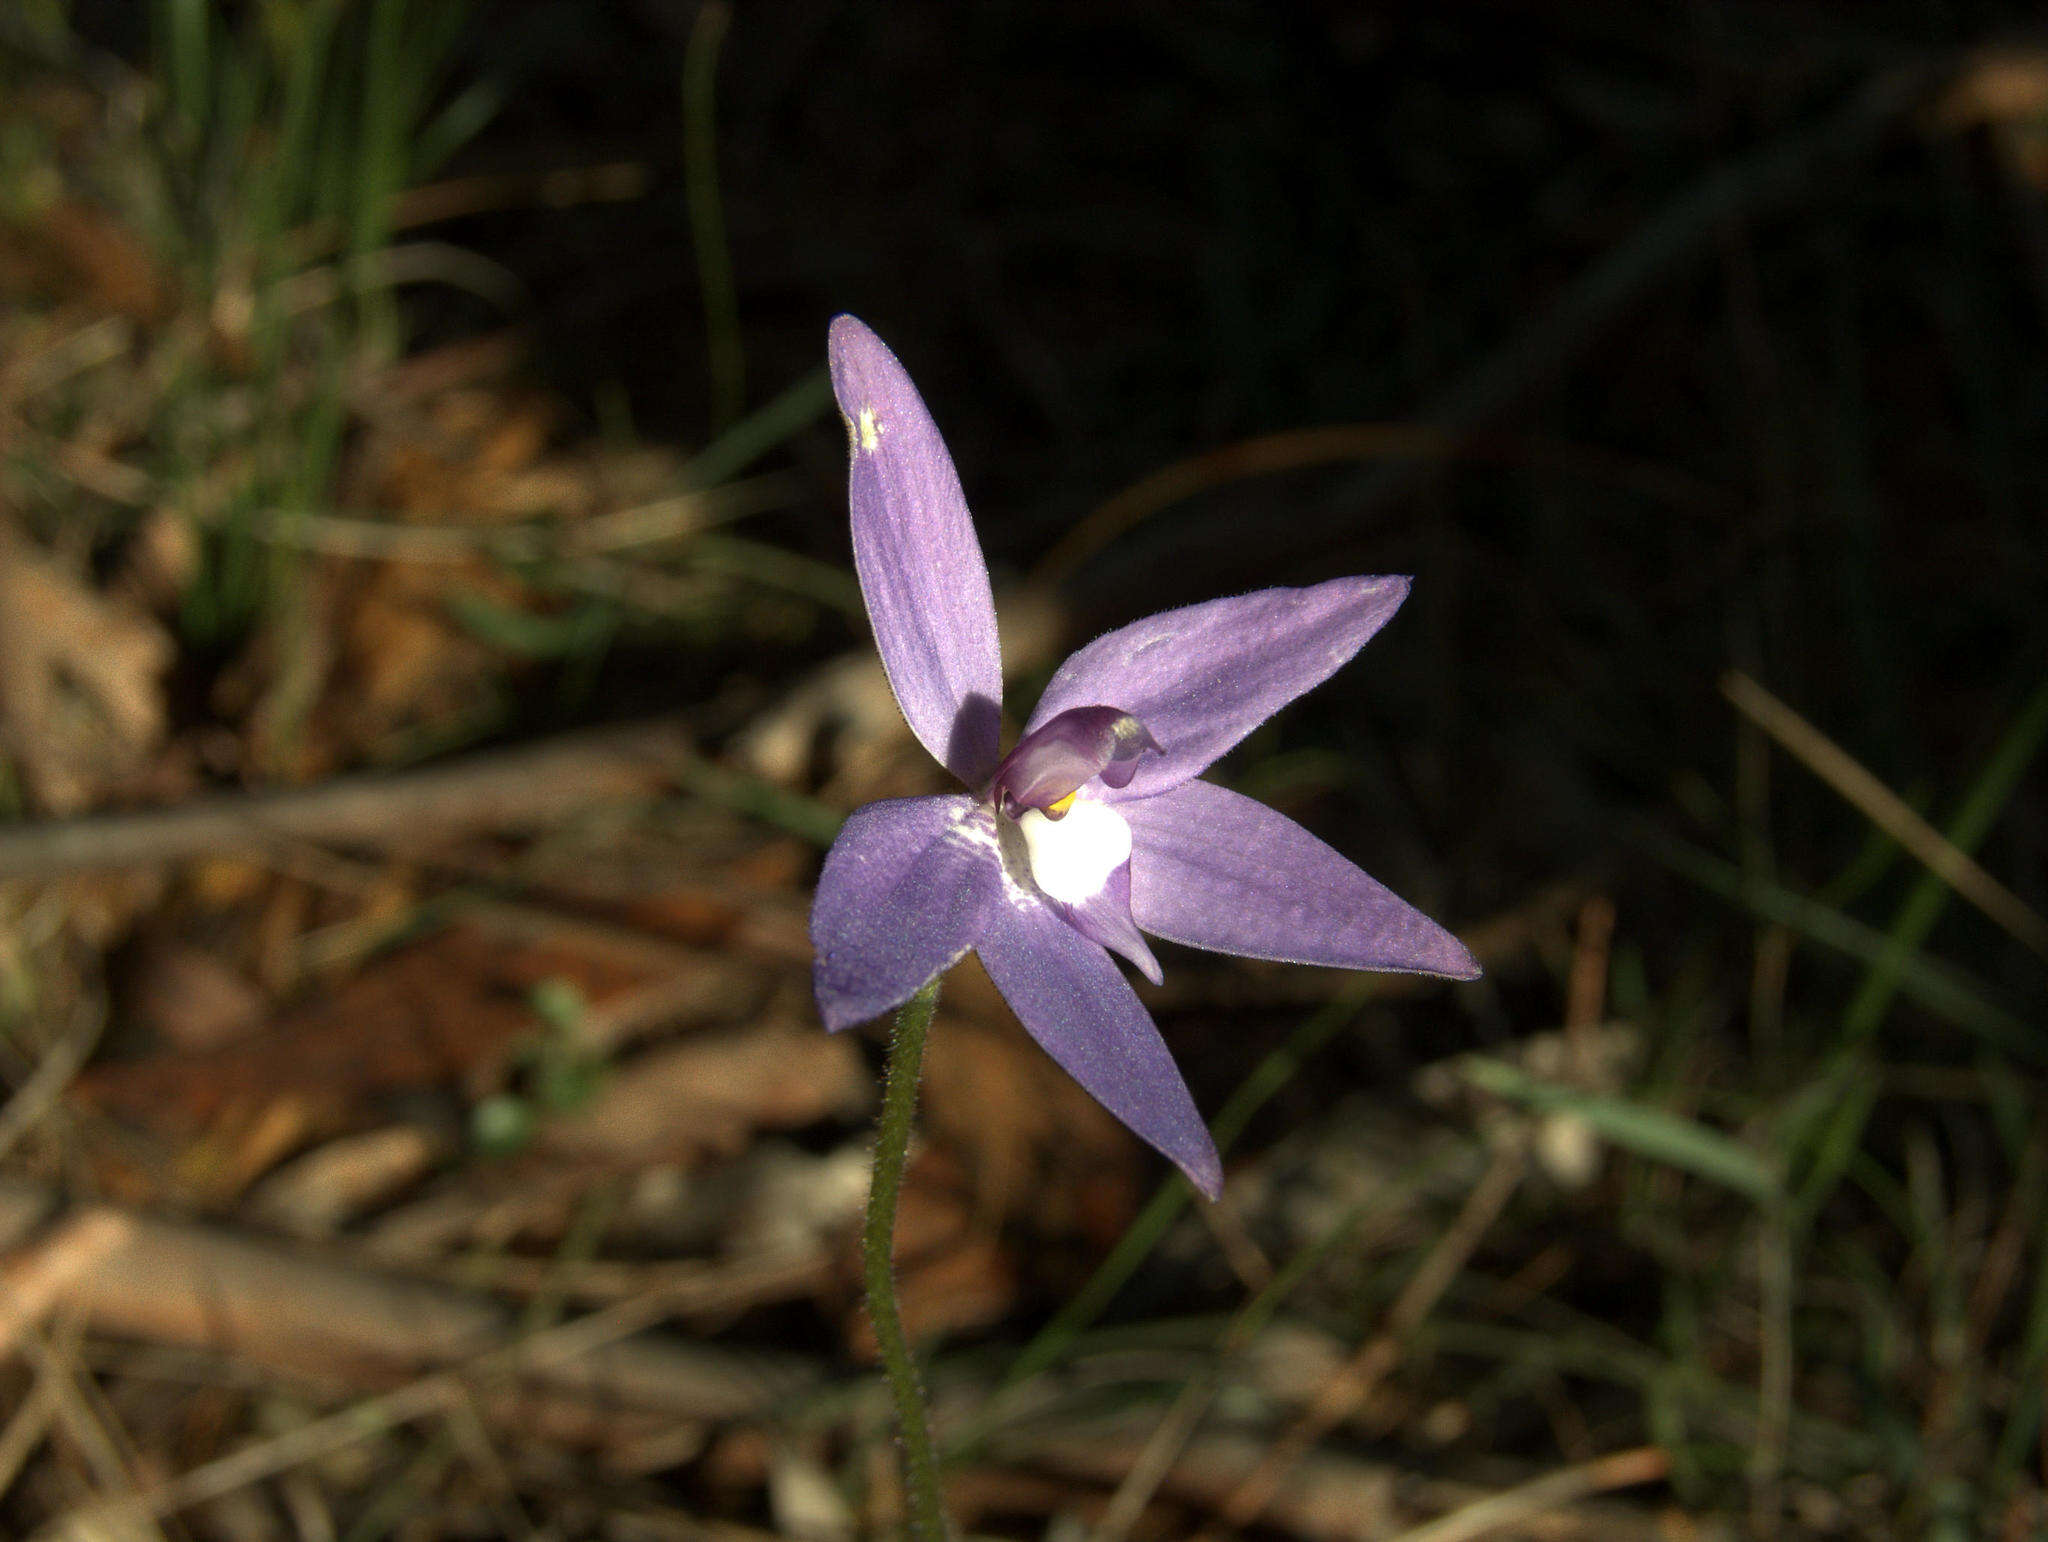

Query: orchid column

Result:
[811,316,1480,1534]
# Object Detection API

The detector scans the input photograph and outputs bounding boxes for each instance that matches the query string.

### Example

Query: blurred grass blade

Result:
[683,0,742,431]
[256,2,343,257]
[1459,1056,1780,1204]
[158,0,212,138]
[1722,670,2048,960]
[682,366,832,489]
[1785,682,2048,1230]
[446,591,614,658]
[687,535,863,618]
[1641,833,2040,1063]
[671,758,844,848]
[1844,677,2048,1042]
[412,78,507,182]
[354,0,417,261]
[1784,1053,1883,1228]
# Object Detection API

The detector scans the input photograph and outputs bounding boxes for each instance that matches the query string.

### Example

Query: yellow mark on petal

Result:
[1047,790,1078,817]
[857,406,881,453]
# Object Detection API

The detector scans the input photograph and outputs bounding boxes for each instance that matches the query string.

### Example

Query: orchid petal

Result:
[1045,858,1163,985]
[989,706,1160,818]
[976,894,1221,1197]
[1123,779,1480,979]
[829,316,1004,783]
[1027,576,1410,801]
[811,794,1002,1030]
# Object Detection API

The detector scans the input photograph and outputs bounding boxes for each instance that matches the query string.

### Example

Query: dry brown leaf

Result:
[0,525,171,813]
[0,199,167,320]
[326,559,517,758]
[540,1022,870,1167]
[173,1090,319,1203]
[125,940,269,1052]
[38,200,167,321]
[351,383,563,525]
[116,504,201,614]
[246,1124,447,1238]
[74,922,663,1150]
[1932,50,2048,130]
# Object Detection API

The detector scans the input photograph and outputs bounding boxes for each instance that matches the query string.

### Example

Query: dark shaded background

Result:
[366,0,2048,999]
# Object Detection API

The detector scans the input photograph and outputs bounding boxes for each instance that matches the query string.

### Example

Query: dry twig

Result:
[17,1195,819,1537]
[0,999,104,1163]
[1384,1446,1670,1542]
[0,720,693,879]
[0,1209,133,1360]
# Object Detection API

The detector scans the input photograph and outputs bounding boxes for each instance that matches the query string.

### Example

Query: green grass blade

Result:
[1642,833,2040,1063]
[158,0,212,138]
[682,366,831,489]
[1843,677,2048,1043]
[671,759,844,849]
[682,0,743,432]
[260,0,345,260]
[1460,1055,1780,1205]
[412,77,505,181]
[352,0,413,261]
[688,534,864,618]
[1785,1053,1883,1230]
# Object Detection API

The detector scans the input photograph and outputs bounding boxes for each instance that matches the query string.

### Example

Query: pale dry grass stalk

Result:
[1721,670,2048,959]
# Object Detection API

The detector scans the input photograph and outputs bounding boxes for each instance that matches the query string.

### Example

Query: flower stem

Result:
[862,977,951,1540]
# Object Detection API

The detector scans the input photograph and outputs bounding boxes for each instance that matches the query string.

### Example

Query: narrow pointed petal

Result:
[811,794,1003,1030]
[1123,780,1480,979]
[976,894,1220,1197]
[1027,576,1409,801]
[1047,860,1163,985]
[829,316,1004,783]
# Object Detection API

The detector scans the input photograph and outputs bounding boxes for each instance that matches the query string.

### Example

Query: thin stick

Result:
[47,1276,775,1536]
[1721,671,2048,960]
[1087,1372,1219,1542]
[862,979,952,1541]
[1749,1204,1794,1525]
[20,1325,169,1541]
[236,476,791,562]
[0,1380,53,1504]
[1384,1445,1670,1542]
[0,720,689,880]
[1090,1142,1467,1542]
[0,1210,132,1359]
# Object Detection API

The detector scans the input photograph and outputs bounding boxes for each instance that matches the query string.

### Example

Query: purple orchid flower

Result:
[811,316,1479,1200]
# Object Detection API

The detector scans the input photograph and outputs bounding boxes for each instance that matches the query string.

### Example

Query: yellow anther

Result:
[1047,791,1078,818]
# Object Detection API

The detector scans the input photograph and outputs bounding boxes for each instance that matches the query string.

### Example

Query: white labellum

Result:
[1017,799,1131,903]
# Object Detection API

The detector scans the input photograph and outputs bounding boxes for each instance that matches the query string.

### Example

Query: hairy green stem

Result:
[862,978,950,1540]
